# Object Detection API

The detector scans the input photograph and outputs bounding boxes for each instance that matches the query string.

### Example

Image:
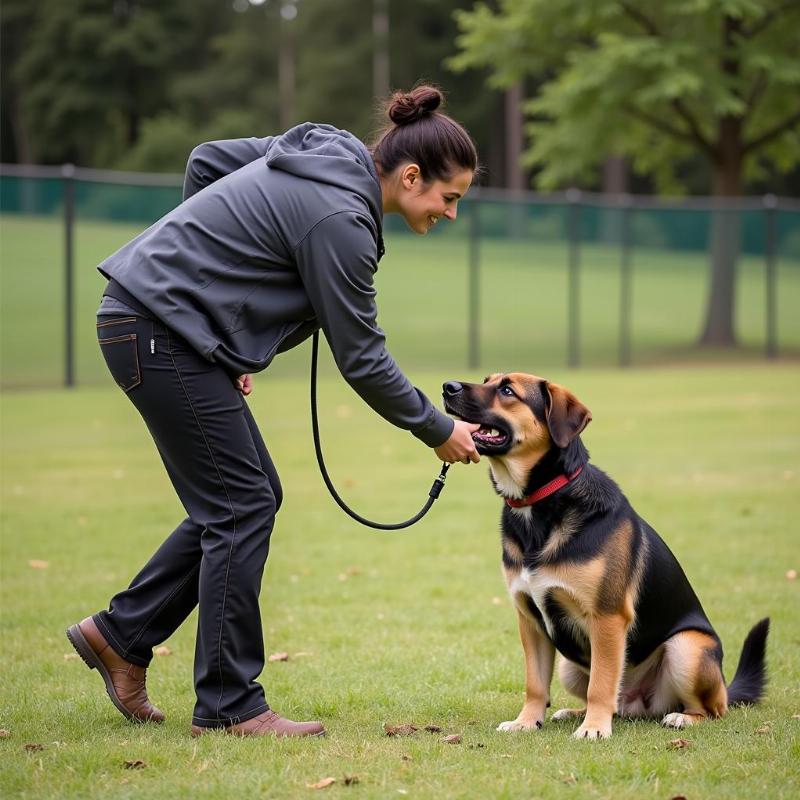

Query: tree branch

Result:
[744,69,769,119]
[617,1,659,36]
[741,1,798,39]
[744,109,800,153]
[670,99,715,156]
[622,104,697,144]
[617,1,714,155]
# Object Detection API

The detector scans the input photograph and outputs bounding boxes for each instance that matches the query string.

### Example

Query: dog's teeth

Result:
[491,428,500,437]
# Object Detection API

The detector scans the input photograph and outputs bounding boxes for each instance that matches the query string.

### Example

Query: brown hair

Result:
[370,85,478,182]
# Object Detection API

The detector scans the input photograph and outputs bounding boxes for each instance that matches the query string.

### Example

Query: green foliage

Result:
[3,0,497,173]
[452,0,800,191]
[9,0,217,166]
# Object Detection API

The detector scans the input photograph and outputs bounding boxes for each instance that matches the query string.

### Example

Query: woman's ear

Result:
[401,163,421,190]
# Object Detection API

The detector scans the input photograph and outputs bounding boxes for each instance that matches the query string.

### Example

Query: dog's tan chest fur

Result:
[508,559,606,642]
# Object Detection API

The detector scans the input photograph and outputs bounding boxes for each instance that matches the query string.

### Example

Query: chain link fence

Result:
[1,164,798,389]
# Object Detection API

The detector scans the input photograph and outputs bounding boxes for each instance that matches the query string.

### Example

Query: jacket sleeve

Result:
[182,137,276,200]
[294,211,454,448]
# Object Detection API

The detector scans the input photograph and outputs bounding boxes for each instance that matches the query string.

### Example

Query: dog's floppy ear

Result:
[544,382,592,448]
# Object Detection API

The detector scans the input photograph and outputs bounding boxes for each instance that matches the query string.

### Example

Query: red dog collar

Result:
[505,467,584,508]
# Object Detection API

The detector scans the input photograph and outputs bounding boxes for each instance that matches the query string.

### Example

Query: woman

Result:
[67,86,480,738]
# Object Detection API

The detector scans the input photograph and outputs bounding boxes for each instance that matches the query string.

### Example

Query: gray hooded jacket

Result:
[98,123,454,447]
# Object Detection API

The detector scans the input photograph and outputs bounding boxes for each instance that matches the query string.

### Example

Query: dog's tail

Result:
[726,618,770,706]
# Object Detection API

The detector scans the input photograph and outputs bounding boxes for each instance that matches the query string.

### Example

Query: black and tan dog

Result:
[442,373,769,740]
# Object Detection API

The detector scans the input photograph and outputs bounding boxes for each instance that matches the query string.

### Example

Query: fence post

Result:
[468,198,481,370]
[618,197,633,367]
[764,194,778,359]
[62,163,76,387]
[566,189,581,368]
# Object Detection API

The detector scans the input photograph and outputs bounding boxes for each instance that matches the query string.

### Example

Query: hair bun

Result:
[387,85,443,126]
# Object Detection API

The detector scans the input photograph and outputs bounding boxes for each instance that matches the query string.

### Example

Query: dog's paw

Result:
[661,712,698,729]
[552,708,585,722]
[496,718,543,732]
[572,720,612,740]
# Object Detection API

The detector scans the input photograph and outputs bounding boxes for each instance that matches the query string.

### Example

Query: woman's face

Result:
[391,165,473,235]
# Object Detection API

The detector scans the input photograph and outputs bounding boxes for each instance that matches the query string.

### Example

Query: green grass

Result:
[1,363,799,798]
[1,214,799,388]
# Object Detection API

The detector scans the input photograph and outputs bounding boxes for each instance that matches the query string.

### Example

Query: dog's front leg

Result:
[573,613,627,740]
[497,609,555,732]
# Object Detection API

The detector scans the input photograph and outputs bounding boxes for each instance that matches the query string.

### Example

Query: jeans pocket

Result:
[98,331,142,392]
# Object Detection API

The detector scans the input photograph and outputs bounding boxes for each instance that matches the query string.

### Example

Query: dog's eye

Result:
[500,385,516,398]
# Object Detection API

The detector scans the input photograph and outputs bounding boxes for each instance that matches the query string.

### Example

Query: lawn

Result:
[1,361,798,798]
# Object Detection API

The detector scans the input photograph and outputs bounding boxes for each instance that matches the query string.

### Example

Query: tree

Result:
[11,0,221,166]
[451,0,800,346]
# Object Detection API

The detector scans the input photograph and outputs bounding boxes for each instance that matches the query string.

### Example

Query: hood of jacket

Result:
[265,123,384,234]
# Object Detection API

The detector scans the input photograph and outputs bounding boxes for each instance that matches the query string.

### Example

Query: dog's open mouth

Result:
[442,395,512,453]
[472,425,509,448]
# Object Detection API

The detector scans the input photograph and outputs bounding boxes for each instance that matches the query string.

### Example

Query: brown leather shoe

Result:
[66,617,165,724]
[190,710,325,738]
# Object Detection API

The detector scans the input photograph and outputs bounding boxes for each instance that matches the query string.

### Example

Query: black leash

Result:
[310,331,450,530]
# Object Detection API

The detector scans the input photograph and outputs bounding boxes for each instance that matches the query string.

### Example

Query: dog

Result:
[442,373,769,740]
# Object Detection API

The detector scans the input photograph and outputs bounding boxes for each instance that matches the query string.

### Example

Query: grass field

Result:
[1,363,798,798]
[1,214,799,388]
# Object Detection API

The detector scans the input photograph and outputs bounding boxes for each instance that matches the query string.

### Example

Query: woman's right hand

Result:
[434,421,481,464]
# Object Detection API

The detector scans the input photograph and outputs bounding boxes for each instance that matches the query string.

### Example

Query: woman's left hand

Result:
[235,374,253,395]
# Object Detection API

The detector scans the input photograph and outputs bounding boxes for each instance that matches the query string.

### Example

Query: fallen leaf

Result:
[424,724,442,733]
[786,569,797,580]
[154,646,172,657]
[384,723,418,736]
[24,743,45,751]
[755,724,772,734]
[561,774,578,785]
[123,759,146,769]
[667,738,691,750]
[28,560,49,569]
[500,754,513,759]
[0,729,10,738]
[63,653,79,661]
[343,774,359,785]
[792,714,800,720]
[306,777,336,789]
[441,734,462,744]
[268,652,289,662]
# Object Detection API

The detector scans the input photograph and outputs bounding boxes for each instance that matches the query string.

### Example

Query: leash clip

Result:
[428,463,450,500]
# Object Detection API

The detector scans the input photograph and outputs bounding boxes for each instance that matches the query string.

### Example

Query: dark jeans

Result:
[94,313,282,727]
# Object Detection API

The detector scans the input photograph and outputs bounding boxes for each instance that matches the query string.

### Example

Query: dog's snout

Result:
[443,381,463,397]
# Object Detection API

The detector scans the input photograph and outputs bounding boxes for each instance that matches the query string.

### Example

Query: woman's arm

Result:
[294,211,454,447]
[182,137,276,200]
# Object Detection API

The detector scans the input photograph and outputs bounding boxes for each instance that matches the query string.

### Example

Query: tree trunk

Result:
[698,14,743,348]
[698,156,742,347]
[505,82,526,237]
